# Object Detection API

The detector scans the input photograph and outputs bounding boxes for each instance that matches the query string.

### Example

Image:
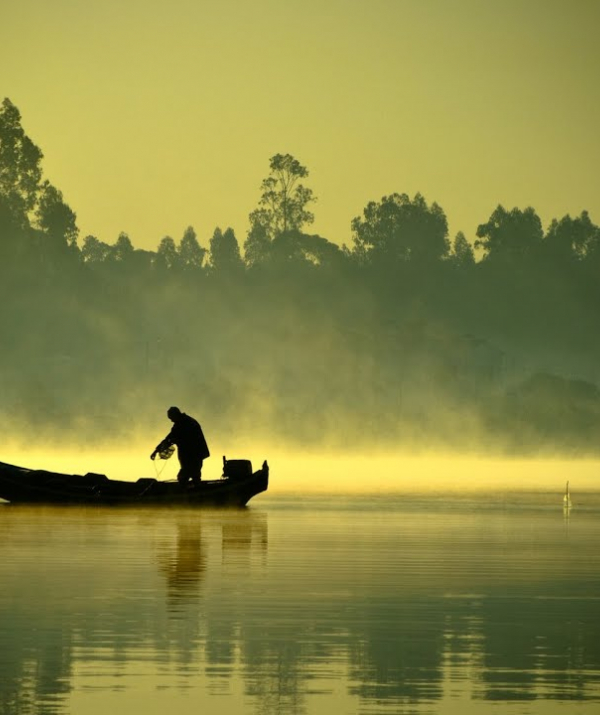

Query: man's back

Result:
[171,413,210,459]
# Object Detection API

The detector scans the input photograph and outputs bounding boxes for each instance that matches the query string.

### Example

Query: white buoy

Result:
[563,480,572,509]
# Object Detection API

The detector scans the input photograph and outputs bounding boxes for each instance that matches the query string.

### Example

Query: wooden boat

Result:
[0,457,269,507]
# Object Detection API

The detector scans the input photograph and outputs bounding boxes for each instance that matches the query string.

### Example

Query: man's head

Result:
[167,406,182,422]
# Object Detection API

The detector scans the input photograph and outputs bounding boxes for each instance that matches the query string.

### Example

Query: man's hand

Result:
[150,451,157,461]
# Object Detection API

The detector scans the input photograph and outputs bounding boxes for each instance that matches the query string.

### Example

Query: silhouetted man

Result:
[151,406,210,486]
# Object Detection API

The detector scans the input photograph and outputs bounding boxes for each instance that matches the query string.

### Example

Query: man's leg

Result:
[191,458,203,486]
[179,458,202,487]
[177,466,188,486]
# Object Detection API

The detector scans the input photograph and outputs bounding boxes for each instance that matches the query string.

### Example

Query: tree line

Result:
[1,97,600,454]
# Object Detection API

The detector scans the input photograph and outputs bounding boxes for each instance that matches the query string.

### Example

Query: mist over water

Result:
[2,443,599,496]
[2,100,600,462]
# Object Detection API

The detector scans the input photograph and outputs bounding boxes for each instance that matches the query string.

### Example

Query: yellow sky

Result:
[3,0,599,251]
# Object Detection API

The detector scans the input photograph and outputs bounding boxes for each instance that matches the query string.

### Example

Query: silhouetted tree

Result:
[178,226,205,269]
[243,221,271,267]
[475,205,543,262]
[35,180,78,249]
[450,231,475,267]
[271,230,342,267]
[543,211,599,264]
[155,236,180,270]
[113,232,134,262]
[249,154,316,240]
[209,226,243,271]
[0,98,43,229]
[351,192,449,265]
[130,248,155,270]
[81,235,112,263]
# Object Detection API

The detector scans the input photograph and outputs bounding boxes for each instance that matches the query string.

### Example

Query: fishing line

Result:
[153,445,176,478]
[153,460,170,478]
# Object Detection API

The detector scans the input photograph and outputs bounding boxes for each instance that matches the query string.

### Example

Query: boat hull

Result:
[0,460,269,507]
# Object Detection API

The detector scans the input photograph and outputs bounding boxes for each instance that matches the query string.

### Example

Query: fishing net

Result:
[157,445,175,460]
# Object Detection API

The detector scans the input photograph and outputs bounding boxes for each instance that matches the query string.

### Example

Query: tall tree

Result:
[243,222,271,267]
[113,232,135,262]
[35,180,78,249]
[155,236,180,270]
[249,154,316,240]
[543,211,599,263]
[81,235,112,263]
[351,192,449,265]
[0,98,43,229]
[475,205,543,262]
[451,231,475,268]
[178,225,205,269]
[209,226,243,272]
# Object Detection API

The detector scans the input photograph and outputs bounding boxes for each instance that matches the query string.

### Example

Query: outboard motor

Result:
[222,456,253,480]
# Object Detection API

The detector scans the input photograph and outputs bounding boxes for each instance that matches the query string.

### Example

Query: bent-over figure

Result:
[151,406,210,486]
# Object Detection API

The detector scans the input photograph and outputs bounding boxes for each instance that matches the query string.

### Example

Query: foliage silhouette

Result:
[450,231,475,268]
[249,153,316,240]
[0,98,43,229]
[209,227,243,272]
[350,192,450,265]
[178,226,205,270]
[243,221,270,267]
[36,181,79,249]
[475,205,543,262]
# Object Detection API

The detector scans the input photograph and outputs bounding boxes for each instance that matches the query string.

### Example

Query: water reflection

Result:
[157,521,207,609]
[1,497,600,714]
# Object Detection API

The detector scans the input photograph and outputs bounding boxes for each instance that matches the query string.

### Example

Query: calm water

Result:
[1,491,600,715]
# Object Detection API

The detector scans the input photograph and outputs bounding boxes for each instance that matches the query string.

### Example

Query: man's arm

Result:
[150,427,176,460]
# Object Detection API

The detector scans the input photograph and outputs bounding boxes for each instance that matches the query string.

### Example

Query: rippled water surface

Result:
[1,489,600,715]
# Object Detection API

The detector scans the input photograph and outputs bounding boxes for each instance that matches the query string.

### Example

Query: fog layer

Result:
[2,100,600,461]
